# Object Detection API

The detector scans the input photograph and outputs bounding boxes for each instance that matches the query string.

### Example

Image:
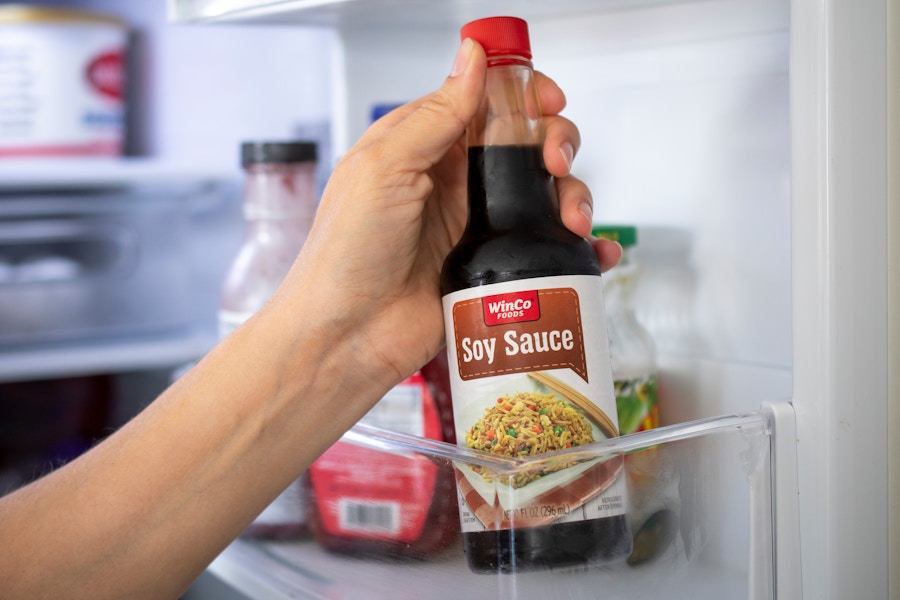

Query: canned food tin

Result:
[0,5,128,157]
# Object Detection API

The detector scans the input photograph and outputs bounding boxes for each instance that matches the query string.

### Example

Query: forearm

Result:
[0,298,387,599]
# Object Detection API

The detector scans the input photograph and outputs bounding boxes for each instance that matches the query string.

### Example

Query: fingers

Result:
[538,72,607,268]
[534,72,579,178]
[557,175,621,272]
[557,175,594,239]
[535,71,567,115]
[592,238,624,273]
[543,114,581,178]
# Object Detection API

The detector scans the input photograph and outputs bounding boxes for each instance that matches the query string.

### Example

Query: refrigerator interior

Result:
[0,0,335,514]
[1,0,893,597]
[172,0,811,598]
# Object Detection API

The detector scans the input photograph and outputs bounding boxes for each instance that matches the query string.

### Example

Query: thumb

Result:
[381,39,487,167]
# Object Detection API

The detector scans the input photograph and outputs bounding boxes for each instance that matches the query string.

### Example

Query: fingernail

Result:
[578,199,593,223]
[559,142,574,172]
[450,39,475,77]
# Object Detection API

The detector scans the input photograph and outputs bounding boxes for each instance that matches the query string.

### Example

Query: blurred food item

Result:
[0,5,128,157]
[627,508,678,566]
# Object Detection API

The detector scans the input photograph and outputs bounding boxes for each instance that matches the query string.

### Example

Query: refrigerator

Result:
[1,0,894,598]
[171,1,893,597]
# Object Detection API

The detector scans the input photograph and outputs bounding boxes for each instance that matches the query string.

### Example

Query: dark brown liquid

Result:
[441,144,631,572]
[442,145,602,287]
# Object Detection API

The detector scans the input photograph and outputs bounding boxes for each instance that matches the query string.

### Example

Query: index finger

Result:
[535,71,567,116]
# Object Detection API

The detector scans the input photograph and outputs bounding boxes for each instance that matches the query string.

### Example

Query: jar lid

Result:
[460,16,531,60]
[0,5,125,26]
[592,225,637,247]
[241,141,317,166]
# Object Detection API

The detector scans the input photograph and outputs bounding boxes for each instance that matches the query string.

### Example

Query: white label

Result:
[253,479,307,526]
[443,274,627,532]
[338,499,401,534]
[359,381,426,437]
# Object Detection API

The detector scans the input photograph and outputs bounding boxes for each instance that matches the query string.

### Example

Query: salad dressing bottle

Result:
[222,141,319,538]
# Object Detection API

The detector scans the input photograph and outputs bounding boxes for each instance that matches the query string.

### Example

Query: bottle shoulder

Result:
[441,228,601,294]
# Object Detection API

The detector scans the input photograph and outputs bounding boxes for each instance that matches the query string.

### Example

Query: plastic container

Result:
[222,140,319,539]
[0,5,128,158]
[307,364,459,558]
[591,225,659,435]
[440,17,630,573]
[205,405,791,599]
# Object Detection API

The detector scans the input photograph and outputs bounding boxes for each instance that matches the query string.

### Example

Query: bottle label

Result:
[615,373,659,435]
[309,373,441,542]
[443,275,627,533]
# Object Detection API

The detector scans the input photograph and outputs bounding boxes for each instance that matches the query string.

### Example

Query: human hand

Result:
[281,39,622,391]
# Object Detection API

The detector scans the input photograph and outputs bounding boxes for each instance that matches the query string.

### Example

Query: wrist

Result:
[251,289,394,444]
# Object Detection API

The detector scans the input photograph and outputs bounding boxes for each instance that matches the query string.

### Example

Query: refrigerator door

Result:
[790,0,893,598]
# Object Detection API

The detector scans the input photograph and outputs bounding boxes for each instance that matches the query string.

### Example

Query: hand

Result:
[281,39,622,391]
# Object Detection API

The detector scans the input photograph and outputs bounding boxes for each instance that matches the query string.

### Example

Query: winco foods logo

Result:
[482,290,540,326]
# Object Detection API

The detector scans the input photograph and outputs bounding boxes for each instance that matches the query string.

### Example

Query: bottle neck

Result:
[468,57,543,148]
[466,58,559,231]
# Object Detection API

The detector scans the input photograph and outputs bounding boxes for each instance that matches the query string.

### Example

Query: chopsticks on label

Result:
[527,371,619,439]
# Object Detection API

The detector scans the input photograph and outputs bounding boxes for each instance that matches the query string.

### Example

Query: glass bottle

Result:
[222,140,318,539]
[440,17,631,573]
[592,225,659,435]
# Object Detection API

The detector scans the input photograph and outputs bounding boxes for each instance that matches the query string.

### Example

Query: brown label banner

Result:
[452,287,588,382]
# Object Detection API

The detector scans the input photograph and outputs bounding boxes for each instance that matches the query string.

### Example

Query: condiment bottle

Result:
[306,368,458,558]
[592,225,659,434]
[592,226,676,565]
[440,17,631,572]
[221,140,319,539]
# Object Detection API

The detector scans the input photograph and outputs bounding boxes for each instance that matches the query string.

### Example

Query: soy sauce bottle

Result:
[441,17,631,573]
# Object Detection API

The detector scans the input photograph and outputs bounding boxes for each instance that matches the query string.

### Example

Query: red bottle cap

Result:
[460,16,531,60]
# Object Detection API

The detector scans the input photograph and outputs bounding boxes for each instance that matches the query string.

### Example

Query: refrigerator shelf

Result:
[0,157,234,194]
[203,404,799,599]
[168,0,696,27]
